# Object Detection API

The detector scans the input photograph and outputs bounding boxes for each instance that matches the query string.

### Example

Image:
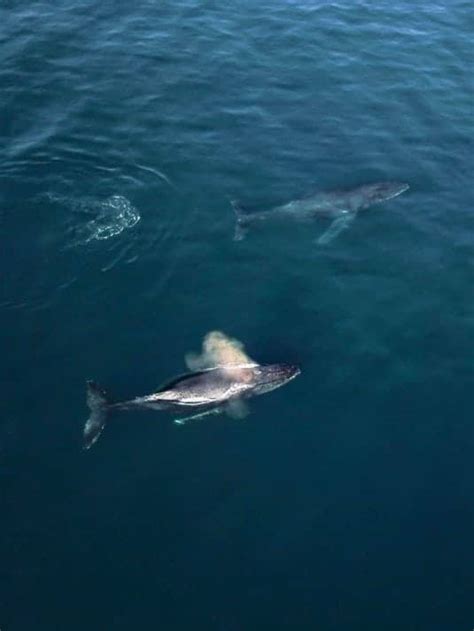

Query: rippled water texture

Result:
[1,1,473,630]
[46,193,140,243]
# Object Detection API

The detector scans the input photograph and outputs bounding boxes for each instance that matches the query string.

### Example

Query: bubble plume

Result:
[185,331,256,371]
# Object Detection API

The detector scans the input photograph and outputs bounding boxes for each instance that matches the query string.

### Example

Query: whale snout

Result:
[277,363,301,381]
[389,182,409,196]
[376,181,410,200]
[253,363,301,394]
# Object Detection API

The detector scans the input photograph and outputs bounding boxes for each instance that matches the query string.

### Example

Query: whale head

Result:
[248,363,301,396]
[358,181,410,208]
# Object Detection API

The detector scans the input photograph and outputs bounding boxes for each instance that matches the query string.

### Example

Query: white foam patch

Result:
[46,193,140,246]
[80,195,140,242]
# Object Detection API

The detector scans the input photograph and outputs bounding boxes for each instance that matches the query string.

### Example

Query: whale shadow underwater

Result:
[231,181,409,244]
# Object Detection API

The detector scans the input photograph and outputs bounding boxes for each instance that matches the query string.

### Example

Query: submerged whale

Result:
[83,331,300,449]
[231,181,409,244]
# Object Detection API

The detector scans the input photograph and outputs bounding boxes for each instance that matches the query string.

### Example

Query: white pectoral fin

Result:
[173,398,250,425]
[316,212,356,246]
[174,406,223,425]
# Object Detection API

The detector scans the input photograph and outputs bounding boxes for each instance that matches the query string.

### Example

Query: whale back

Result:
[156,365,257,404]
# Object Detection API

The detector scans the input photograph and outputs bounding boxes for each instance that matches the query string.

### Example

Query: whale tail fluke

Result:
[230,199,249,241]
[83,380,110,449]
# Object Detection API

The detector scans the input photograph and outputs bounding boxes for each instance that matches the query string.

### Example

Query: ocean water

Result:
[1,1,473,629]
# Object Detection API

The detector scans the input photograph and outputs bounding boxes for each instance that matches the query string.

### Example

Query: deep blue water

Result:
[1,1,473,629]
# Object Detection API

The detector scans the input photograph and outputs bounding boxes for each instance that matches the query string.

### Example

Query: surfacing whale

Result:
[231,181,409,244]
[83,331,300,449]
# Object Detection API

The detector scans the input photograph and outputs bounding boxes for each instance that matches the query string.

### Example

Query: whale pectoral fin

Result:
[316,212,356,246]
[225,399,249,419]
[174,406,223,425]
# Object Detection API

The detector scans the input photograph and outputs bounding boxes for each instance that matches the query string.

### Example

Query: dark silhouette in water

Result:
[231,181,409,243]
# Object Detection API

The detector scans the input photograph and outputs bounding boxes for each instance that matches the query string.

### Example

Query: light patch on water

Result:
[76,195,140,243]
[46,193,140,245]
[185,330,256,370]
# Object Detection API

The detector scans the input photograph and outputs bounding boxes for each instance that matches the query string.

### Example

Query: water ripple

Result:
[45,193,140,245]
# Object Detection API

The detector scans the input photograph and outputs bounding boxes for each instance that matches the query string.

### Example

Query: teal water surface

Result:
[1,1,473,629]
